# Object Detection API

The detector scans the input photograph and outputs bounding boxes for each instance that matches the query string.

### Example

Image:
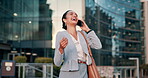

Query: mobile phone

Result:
[77,20,83,27]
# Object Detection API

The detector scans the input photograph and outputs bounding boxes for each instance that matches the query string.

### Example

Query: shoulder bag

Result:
[80,31,101,78]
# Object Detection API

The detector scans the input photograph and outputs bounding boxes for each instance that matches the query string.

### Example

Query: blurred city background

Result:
[0,0,148,78]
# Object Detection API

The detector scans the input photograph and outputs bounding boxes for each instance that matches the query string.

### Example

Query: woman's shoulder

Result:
[56,30,67,36]
[57,30,66,34]
[77,30,87,36]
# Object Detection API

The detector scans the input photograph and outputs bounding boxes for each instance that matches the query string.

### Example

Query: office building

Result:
[0,0,52,62]
[85,0,143,77]
[141,0,148,64]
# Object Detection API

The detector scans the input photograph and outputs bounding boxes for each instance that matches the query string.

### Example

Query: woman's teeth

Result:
[72,18,76,21]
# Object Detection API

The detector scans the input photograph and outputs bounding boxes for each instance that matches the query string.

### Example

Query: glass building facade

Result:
[85,0,143,66]
[0,0,144,68]
[0,0,52,62]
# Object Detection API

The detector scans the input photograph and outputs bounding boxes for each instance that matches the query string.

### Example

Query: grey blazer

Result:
[54,30,102,71]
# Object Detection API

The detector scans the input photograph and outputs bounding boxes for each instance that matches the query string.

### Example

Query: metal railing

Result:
[15,63,58,78]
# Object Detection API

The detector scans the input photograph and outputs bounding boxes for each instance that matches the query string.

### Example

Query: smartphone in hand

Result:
[77,20,83,27]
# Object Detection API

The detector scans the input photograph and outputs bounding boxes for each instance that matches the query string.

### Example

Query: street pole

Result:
[129,58,139,78]
[137,58,139,78]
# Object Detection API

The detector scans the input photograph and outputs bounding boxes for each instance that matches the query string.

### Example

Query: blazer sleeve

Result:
[54,32,64,67]
[82,30,102,49]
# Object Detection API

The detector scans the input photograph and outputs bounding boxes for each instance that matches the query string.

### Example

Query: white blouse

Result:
[69,32,86,62]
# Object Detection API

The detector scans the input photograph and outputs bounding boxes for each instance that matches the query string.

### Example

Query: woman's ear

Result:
[63,19,67,23]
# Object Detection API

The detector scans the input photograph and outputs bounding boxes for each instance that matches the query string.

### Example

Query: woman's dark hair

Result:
[62,10,72,30]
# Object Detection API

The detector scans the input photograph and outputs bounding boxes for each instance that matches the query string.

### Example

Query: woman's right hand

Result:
[59,37,68,54]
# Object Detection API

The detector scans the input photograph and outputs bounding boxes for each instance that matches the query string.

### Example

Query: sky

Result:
[46,0,85,48]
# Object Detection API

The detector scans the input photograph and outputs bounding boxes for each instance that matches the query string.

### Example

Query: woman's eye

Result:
[75,14,78,17]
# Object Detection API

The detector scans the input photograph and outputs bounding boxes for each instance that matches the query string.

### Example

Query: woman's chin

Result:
[71,22,77,25]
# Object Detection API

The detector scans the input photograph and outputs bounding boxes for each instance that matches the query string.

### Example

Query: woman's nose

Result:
[73,14,77,17]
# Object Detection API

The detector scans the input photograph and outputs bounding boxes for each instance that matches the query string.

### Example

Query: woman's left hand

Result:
[79,19,91,32]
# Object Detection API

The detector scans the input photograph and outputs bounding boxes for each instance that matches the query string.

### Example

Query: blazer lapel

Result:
[64,31,77,52]
[78,32,89,55]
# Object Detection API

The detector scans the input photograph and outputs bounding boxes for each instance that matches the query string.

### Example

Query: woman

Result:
[54,10,102,78]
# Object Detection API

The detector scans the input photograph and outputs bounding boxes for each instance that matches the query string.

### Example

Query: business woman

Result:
[54,10,102,78]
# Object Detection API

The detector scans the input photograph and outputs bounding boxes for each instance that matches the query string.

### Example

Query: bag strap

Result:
[79,31,93,56]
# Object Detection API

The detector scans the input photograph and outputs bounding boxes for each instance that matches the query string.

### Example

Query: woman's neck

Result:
[66,24,78,40]
[66,25,78,40]
[67,26,77,35]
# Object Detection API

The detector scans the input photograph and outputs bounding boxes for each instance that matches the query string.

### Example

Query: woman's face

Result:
[64,10,78,26]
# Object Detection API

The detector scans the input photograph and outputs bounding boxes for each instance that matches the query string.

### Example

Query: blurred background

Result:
[0,0,148,78]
